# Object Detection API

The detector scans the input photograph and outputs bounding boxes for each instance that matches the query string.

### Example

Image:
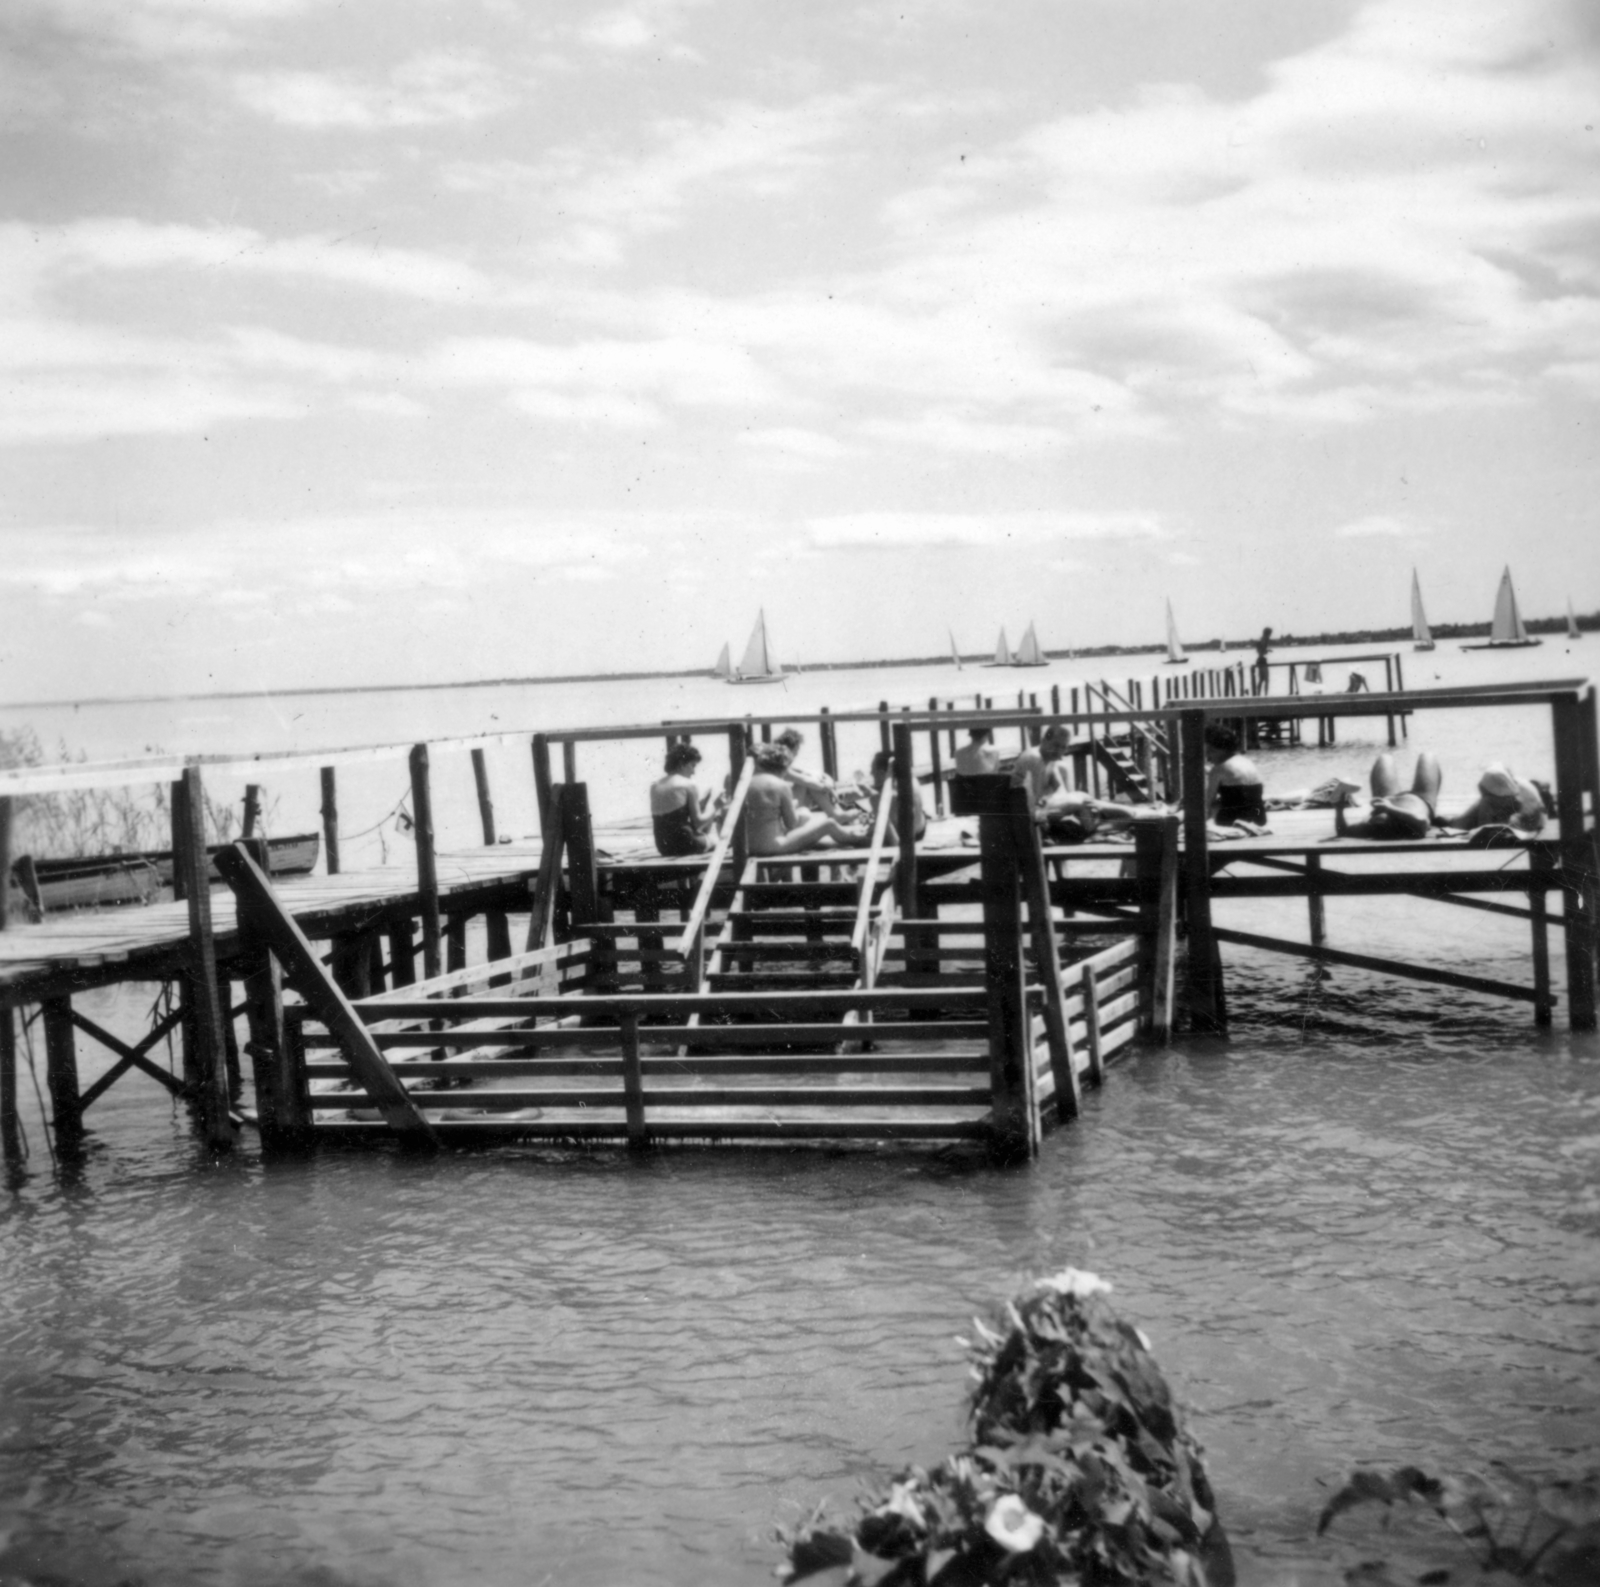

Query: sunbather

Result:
[1334,753,1441,840]
[650,742,719,856]
[745,743,869,855]
[1440,763,1547,835]
[1203,724,1266,826]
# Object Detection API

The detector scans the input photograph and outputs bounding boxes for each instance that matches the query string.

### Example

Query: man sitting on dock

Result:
[650,743,721,856]
[1009,724,1145,843]
[953,727,999,776]
[869,751,927,844]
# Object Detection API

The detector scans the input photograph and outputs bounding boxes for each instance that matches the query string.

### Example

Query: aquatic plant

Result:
[1318,1462,1600,1585]
[777,1269,1233,1586]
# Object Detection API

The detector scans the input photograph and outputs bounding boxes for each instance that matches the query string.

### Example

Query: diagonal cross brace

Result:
[74,1004,189,1110]
[214,843,438,1146]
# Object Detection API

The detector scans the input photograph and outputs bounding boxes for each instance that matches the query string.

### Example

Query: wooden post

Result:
[893,719,919,919]
[1010,794,1080,1115]
[169,778,189,902]
[1080,965,1105,1085]
[241,783,262,840]
[1306,852,1327,947]
[1554,693,1597,1030]
[977,787,1039,1162]
[0,795,12,931]
[727,723,748,874]
[531,733,554,839]
[472,748,511,962]
[179,766,237,1147]
[1179,711,1225,1033]
[562,740,578,785]
[387,922,416,986]
[408,743,442,981]
[0,998,19,1165]
[620,1010,647,1149]
[1530,844,1553,1028]
[878,702,891,755]
[927,697,945,817]
[319,767,340,875]
[1135,815,1179,1042]
[43,997,83,1149]
[237,846,311,1152]
[562,782,600,926]
[819,709,838,781]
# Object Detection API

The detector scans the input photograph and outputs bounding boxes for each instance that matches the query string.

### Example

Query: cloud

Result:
[233,51,514,129]
[805,511,1166,551]
[737,427,849,462]
[1334,514,1429,539]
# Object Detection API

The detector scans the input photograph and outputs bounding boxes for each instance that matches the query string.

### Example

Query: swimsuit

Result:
[1214,784,1267,825]
[653,802,709,857]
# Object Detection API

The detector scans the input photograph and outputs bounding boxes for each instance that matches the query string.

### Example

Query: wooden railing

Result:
[672,756,754,960]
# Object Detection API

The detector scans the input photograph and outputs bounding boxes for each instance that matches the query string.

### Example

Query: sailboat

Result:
[1011,621,1047,667]
[984,628,1012,667]
[712,642,732,680]
[1567,599,1583,642]
[1462,566,1541,650]
[1163,600,1190,665]
[1410,570,1435,652]
[726,608,787,683]
[949,630,964,670]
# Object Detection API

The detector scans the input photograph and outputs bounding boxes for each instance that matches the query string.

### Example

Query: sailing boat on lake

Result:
[1462,566,1541,650]
[712,642,732,680]
[1163,600,1190,665]
[984,628,1012,667]
[1567,599,1583,642]
[726,609,786,684]
[1410,570,1435,651]
[949,630,964,670]
[1011,621,1047,667]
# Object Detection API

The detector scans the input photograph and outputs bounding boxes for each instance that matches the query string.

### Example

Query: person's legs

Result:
[1369,754,1401,799]
[1409,752,1442,813]
[764,815,867,854]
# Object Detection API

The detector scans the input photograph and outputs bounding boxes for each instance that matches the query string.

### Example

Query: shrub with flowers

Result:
[778,1270,1233,1586]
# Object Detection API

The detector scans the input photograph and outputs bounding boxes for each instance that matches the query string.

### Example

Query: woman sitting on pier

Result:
[1334,752,1441,840]
[774,728,850,814]
[745,743,870,855]
[1441,763,1547,836]
[1203,724,1267,827]
[650,743,721,856]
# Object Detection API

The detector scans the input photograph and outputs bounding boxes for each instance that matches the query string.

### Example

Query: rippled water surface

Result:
[2,643,1598,1585]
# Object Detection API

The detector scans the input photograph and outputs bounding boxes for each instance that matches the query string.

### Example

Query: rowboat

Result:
[14,832,320,913]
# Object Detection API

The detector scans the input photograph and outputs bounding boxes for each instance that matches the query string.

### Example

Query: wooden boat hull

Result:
[20,833,320,912]
[726,674,787,685]
[1461,640,1541,651]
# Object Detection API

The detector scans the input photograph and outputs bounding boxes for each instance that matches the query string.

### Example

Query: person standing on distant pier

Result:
[1251,627,1274,693]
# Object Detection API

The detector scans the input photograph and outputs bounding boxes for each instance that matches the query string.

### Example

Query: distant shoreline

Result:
[1,613,1591,713]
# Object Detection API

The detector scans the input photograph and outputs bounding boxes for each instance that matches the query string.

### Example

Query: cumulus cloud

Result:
[234,51,514,129]
[1334,514,1429,539]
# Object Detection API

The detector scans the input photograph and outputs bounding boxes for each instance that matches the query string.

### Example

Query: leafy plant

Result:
[1318,1463,1600,1585]
[777,1270,1233,1586]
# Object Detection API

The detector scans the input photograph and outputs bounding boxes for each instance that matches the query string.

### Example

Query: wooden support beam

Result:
[726,723,748,874]
[169,777,189,902]
[0,795,11,931]
[531,733,554,839]
[1135,815,1179,1042]
[1554,691,1598,1029]
[1178,710,1225,1033]
[976,785,1039,1162]
[409,743,442,981]
[1080,965,1105,1085]
[927,698,945,818]
[214,843,437,1145]
[562,739,578,785]
[0,998,19,1164]
[1010,794,1080,1116]
[892,719,919,919]
[43,996,82,1147]
[1531,845,1553,1029]
[1306,852,1326,947]
[73,1006,189,1109]
[241,783,261,840]
[471,747,497,843]
[319,766,340,875]
[388,922,417,987]
[179,766,238,1148]
[819,708,838,781]
[620,1010,646,1148]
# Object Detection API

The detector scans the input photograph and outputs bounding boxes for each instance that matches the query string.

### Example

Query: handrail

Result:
[1090,678,1169,756]
[849,778,898,956]
[673,755,755,958]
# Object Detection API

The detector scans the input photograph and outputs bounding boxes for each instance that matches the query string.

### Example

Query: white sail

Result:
[992,628,1011,666]
[949,629,963,670]
[712,642,732,679]
[729,609,784,683]
[1013,621,1046,666]
[1165,600,1188,663]
[1490,567,1528,644]
[1568,598,1582,640]
[1410,570,1434,650]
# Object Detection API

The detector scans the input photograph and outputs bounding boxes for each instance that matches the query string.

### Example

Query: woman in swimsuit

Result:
[649,743,718,856]
[1441,763,1547,835]
[745,743,868,855]
[774,728,842,814]
[1334,752,1441,840]
[1203,724,1267,826]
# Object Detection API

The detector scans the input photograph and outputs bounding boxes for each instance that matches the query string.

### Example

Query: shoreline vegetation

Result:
[0,612,1593,715]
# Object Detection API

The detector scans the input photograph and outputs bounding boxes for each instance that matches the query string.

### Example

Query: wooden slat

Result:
[306,1052,988,1080]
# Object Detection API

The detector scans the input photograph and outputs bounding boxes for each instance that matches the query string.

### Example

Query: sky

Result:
[1,0,1597,702]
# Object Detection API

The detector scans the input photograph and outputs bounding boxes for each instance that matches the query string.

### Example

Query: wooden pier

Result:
[0,670,1594,1167]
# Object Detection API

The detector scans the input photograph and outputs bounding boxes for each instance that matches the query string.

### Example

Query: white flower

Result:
[1036,1268,1112,1301]
[985,1494,1045,1553]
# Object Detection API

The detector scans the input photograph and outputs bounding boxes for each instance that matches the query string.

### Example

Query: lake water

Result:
[1,638,1597,1586]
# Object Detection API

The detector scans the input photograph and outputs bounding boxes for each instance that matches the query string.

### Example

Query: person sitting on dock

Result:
[1440,763,1547,836]
[745,743,870,855]
[953,727,999,776]
[774,728,846,814]
[1203,723,1267,827]
[1007,725,1143,843]
[869,751,927,844]
[650,743,720,856]
[1333,752,1441,840]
